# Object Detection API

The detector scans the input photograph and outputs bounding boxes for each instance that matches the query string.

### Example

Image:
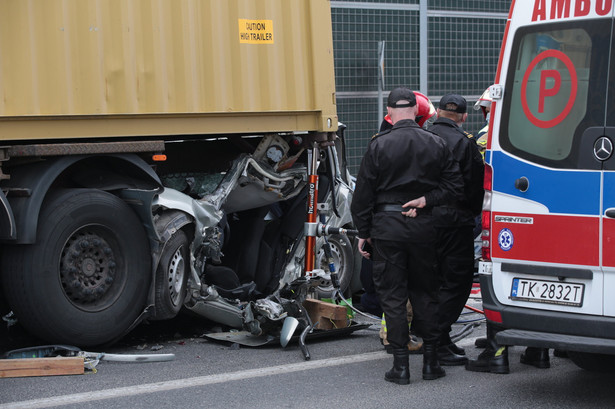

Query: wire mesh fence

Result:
[331,0,511,174]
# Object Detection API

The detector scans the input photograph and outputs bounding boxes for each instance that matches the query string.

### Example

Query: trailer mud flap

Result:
[0,189,15,240]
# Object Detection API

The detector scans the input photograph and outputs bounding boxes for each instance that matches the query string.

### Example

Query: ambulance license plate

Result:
[510,277,584,307]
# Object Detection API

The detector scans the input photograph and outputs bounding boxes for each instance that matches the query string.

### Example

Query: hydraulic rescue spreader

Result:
[288,135,359,360]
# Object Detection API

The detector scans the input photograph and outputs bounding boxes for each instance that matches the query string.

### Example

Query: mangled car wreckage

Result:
[155,132,361,344]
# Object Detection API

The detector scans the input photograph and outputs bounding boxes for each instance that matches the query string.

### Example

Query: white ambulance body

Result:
[481,0,615,371]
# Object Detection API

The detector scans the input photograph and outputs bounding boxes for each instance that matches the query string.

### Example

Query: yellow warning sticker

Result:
[238,19,274,44]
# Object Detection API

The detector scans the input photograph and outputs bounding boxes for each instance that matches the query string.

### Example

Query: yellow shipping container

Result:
[0,0,338,140]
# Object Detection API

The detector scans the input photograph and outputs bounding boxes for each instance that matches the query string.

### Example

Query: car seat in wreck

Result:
[206,175,331,301]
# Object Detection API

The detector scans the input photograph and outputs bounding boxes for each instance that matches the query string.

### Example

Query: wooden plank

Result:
[303,299,349,330]
[0,357,84,378]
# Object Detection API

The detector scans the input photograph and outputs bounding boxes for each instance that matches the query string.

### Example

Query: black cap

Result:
[439,94,467,113]
[387,87,417,108]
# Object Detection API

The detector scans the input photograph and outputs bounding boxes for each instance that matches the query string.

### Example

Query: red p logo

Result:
[521,50,577,128]
[539,69,561,113]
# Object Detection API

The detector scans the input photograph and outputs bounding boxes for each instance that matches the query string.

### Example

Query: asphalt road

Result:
[2,302,615,409]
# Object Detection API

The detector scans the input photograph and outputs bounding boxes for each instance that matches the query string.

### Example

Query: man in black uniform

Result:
[428,94,485,366]
[351,87,464,385]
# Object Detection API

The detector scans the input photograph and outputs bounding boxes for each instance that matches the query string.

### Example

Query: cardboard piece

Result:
[303,298,349,330]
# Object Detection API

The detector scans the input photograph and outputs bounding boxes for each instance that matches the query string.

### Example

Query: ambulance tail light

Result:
[482,209,491,261]
[483,162,493,191]
[481,163,493,261]
[483,308,503,324]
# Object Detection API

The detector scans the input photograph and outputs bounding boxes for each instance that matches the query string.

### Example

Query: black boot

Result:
[465,345,510,374]
[423,342,446,380]
[474,337,488,349]
[439,333,466,356]
[553,349,568,358]
[438,344,468,366]
[520,347,550,368]
[385,348,410,385]
[465,325,509,374]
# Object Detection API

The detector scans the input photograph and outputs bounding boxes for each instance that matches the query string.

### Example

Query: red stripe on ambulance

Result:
[602,218,615,267]
[491,213,599,266]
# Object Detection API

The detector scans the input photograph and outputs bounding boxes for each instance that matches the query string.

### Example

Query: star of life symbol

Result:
[498,228,514,251]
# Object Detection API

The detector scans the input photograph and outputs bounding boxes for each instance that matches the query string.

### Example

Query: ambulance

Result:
[480,0,615,371]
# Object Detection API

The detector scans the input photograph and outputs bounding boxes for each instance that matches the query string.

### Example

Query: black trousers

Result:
[436,224,475,342]
[371,239,442,348]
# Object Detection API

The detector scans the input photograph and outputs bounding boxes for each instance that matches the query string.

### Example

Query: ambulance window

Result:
[500,22,610,169]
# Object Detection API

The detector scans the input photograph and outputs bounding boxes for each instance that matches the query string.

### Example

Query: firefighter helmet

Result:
[382,90,436,129]
[415,91,436,127]
[474,86,493,119]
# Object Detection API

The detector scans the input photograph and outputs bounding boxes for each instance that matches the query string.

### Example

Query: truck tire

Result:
[568,351,615,373]
[1,189,151,347]
[315,234,355,298]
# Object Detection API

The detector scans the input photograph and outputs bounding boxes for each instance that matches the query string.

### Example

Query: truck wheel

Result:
[315,234,355,298]
[1,189,150,347]
[154,228,190,320]
[568,351,615,373]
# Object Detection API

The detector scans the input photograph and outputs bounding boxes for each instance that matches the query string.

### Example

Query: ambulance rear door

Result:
[602,21,615,317]
[490,10,613,318]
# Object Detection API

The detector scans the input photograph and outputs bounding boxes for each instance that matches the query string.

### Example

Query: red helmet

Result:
[382,90,436,128]
[414,91,436,127]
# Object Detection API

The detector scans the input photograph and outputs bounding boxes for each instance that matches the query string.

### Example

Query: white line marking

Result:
[1,351,389,409]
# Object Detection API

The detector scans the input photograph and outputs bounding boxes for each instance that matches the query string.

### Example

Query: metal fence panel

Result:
[331,0,510,174]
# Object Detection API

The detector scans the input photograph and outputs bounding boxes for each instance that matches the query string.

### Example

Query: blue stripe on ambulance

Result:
[491,151,601,215]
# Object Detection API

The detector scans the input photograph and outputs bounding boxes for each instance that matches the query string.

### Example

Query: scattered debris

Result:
[1,344,81,359]
[303,299,349,330]
[0,357,84,378]
[0,344,176,378]
[80,351,175,363]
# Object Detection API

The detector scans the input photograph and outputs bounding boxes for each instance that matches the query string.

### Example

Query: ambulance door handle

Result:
[605,208,615,218]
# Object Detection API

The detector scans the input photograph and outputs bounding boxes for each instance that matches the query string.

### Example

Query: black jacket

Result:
[429,117,485,226]
[351,119,464,242]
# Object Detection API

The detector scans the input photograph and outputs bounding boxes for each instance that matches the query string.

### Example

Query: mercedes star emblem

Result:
[594,137,613,161]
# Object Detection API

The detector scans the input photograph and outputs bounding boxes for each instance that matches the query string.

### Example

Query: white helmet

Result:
[474,86,493,119]
[474,86,493,110]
